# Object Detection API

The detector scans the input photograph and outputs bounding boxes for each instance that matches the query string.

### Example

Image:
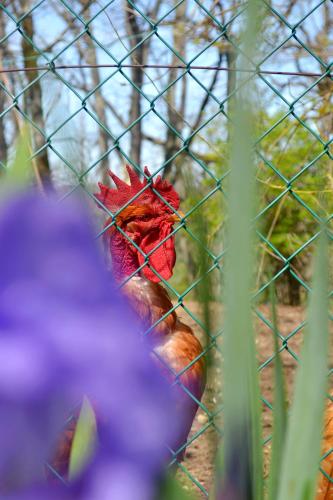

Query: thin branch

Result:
[191,50,223,133]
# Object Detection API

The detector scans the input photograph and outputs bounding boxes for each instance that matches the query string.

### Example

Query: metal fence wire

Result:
[0,0,333,496]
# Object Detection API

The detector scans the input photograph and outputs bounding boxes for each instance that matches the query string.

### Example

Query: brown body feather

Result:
[48,277,205,478]
[123,277,206,459]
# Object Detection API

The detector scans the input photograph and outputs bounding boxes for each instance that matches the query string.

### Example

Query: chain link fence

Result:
[0,0,332,496]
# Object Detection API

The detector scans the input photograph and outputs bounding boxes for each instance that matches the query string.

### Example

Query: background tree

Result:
[0,0,331,303]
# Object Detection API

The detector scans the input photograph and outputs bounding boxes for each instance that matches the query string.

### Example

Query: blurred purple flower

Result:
[0,191,176,498]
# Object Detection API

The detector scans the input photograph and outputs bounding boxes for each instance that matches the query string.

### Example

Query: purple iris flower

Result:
[0,191,176,499]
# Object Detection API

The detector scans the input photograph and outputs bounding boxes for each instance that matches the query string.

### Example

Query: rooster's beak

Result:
[168,211,185,223]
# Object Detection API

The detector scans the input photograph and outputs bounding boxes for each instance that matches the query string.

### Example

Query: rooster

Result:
[49,165,206,479]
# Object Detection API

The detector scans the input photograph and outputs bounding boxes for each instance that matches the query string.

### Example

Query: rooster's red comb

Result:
[95,165,180,213]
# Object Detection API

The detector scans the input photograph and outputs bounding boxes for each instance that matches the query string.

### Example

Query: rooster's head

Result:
[95,165,181,283]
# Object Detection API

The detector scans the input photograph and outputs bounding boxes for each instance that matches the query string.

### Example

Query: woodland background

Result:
[0,0,332,305]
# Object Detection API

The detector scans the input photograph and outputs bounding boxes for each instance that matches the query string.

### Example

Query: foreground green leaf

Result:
[267,284,287,500]
[277,231,329,500]
[219,1,264,498]
[68,397,97,480]
[159,475,193,500]
[5,126,32,187]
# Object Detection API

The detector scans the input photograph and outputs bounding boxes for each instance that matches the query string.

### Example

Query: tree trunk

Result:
[287,271,301,306]
[20,0,50,184]
[0,8,8,170]
[163,0,187,177]
[226,46,237,143]
[315,2,332,141]
[125,1,144,169]
[226,47,237,108]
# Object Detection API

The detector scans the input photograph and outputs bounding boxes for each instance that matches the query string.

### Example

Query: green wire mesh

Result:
[0,0,332,496]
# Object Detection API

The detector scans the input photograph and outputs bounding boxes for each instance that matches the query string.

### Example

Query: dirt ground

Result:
[174,303,331,498]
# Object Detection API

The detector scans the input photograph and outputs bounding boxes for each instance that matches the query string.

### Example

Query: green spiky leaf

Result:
[267,284,287,500]
[5,126,32,187]
[220,1,264,499]
[159,475,194,500]
[68,397,97,480]
[277,231,329,500]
